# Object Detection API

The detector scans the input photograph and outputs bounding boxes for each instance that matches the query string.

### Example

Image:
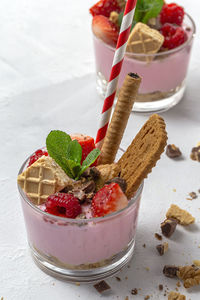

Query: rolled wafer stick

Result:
[99,73,141,165]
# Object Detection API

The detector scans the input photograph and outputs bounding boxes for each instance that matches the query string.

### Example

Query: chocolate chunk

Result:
[156,242,168,256]
[93,280,111,294]
[163,265,179,278]
[161,218,178,238]
[131,288,138,295]
[82,181,95,193]
[71,190,86,202]
[159,284,163,291]
[105,177,127,193]
[190,146,200,162]
[189,192,197,199]
[155,233,162,240]
[166,144,182,158]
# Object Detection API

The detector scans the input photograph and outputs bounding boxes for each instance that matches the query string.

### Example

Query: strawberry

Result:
[71,134,97,165]
[92,15,119,46]
[89,0,121,17]
[92,183,128,217]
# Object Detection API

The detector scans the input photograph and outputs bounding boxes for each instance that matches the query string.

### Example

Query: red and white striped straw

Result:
[95,0,137,149]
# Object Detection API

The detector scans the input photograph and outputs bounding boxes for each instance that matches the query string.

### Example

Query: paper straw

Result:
[95,0,137,149]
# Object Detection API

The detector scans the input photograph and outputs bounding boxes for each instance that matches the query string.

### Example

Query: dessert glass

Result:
[93,13,196,113]
[18,152,143,282]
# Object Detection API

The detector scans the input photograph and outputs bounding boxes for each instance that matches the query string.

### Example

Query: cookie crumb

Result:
[125,276,128,280]
[156,242,169,256]
[125,297,129,300]
[144,296,150,300]
[173,189,176,192]
[177,265,200,288]
[190,145,200,162]
[131,288,138,295]
[161,218,178,237]
[75,282,80,286]
[159,284,163,291]
[166,204,195,225]
[168,291,186,300]
[193,260,200,267]
[189,192,197,199]
[166,144,182,158]
[145,267,150,271]
[176,281,181,287]
[155,233,162,240]
[143,243,146,248]
[93,280,111,294]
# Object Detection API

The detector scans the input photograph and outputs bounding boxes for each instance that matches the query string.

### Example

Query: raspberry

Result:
[92,182,128,217]
[160,23,186,49]
[45,193,81,218]
[89,0,121,18]
[28,149,48,167]
[160,3,184,26]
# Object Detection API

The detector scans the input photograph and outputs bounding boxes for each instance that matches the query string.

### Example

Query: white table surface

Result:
[0,0,200,299]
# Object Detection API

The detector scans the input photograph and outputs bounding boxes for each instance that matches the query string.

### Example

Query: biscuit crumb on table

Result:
[177,265,200,288]
[168,291,186,300]
[166,204,195,225]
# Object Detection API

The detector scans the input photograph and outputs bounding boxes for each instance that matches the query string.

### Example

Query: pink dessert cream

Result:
[90,0,195,112]
[17,131,142,281]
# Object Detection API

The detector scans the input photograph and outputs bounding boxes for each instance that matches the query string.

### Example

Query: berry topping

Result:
[28,149,48,167]
[45,193,81,218]
[160,3,184,26]
[71,134,97,165]
[92,182,128,217]
[89,0,121,17]
[92,15,119,46]
[160,23,186,49]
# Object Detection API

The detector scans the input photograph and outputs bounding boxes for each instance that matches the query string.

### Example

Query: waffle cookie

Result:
[117,114,167,199]
[17,156,73,205]
[127,22,164,62]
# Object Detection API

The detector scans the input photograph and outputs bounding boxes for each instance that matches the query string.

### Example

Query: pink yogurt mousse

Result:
[93,29,193,94]
[21,196,141,266]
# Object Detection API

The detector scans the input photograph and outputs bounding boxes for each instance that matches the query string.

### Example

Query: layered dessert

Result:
[17,74,167,280]
[90,0,195,111]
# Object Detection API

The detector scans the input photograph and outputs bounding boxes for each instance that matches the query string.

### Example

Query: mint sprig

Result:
[118,0,163,27]
[46,130,100,180]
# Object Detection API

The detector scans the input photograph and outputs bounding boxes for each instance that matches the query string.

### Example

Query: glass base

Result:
[29,240,135,283]
[96,71,185,113]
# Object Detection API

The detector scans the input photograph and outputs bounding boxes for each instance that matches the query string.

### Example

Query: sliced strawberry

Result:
[92,183,128,217]
[71,134,97,165]
[89,0,121,17]
[92,15,119,46]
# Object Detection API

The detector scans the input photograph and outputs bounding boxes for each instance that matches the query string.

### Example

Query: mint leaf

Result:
[66,140,82,164]
[46,130,73,177]
[82,148,101,167]
[141,0,164,23]
[63,158,81,178]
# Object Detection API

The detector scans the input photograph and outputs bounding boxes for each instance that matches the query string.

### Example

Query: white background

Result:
[0,0,200,299]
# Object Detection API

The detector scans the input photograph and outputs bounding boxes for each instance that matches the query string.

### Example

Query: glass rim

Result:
[17,151,144,224]
[92,12,196,58]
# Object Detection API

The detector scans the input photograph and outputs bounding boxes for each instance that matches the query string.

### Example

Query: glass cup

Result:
[17,153,143,282]
[93,13,196,113]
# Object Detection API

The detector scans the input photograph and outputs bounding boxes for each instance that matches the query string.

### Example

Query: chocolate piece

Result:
[166,144,182,158]
[105,177,127,193]
[163,265,179,278]
[82,181,96,193]
[189,192,197,199]
[155,233,162,240]
[190,146,200,162]
[71,190,86,202]
[131,288,138,295]
[159,284,163,291]
[156,242,168,256]
[115,276,121,281]
[82,167,100,180]
[161,218,178,238]
[93,280,111,294]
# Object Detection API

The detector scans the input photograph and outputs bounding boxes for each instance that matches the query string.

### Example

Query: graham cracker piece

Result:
[127,22,164,62]
[177,265,200,288]
[117,114,167,199]
[166,204,195,225]
[18,156,73,205]
[96,163,120,190]
[168,291,186,300]
[99,73,141,165]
